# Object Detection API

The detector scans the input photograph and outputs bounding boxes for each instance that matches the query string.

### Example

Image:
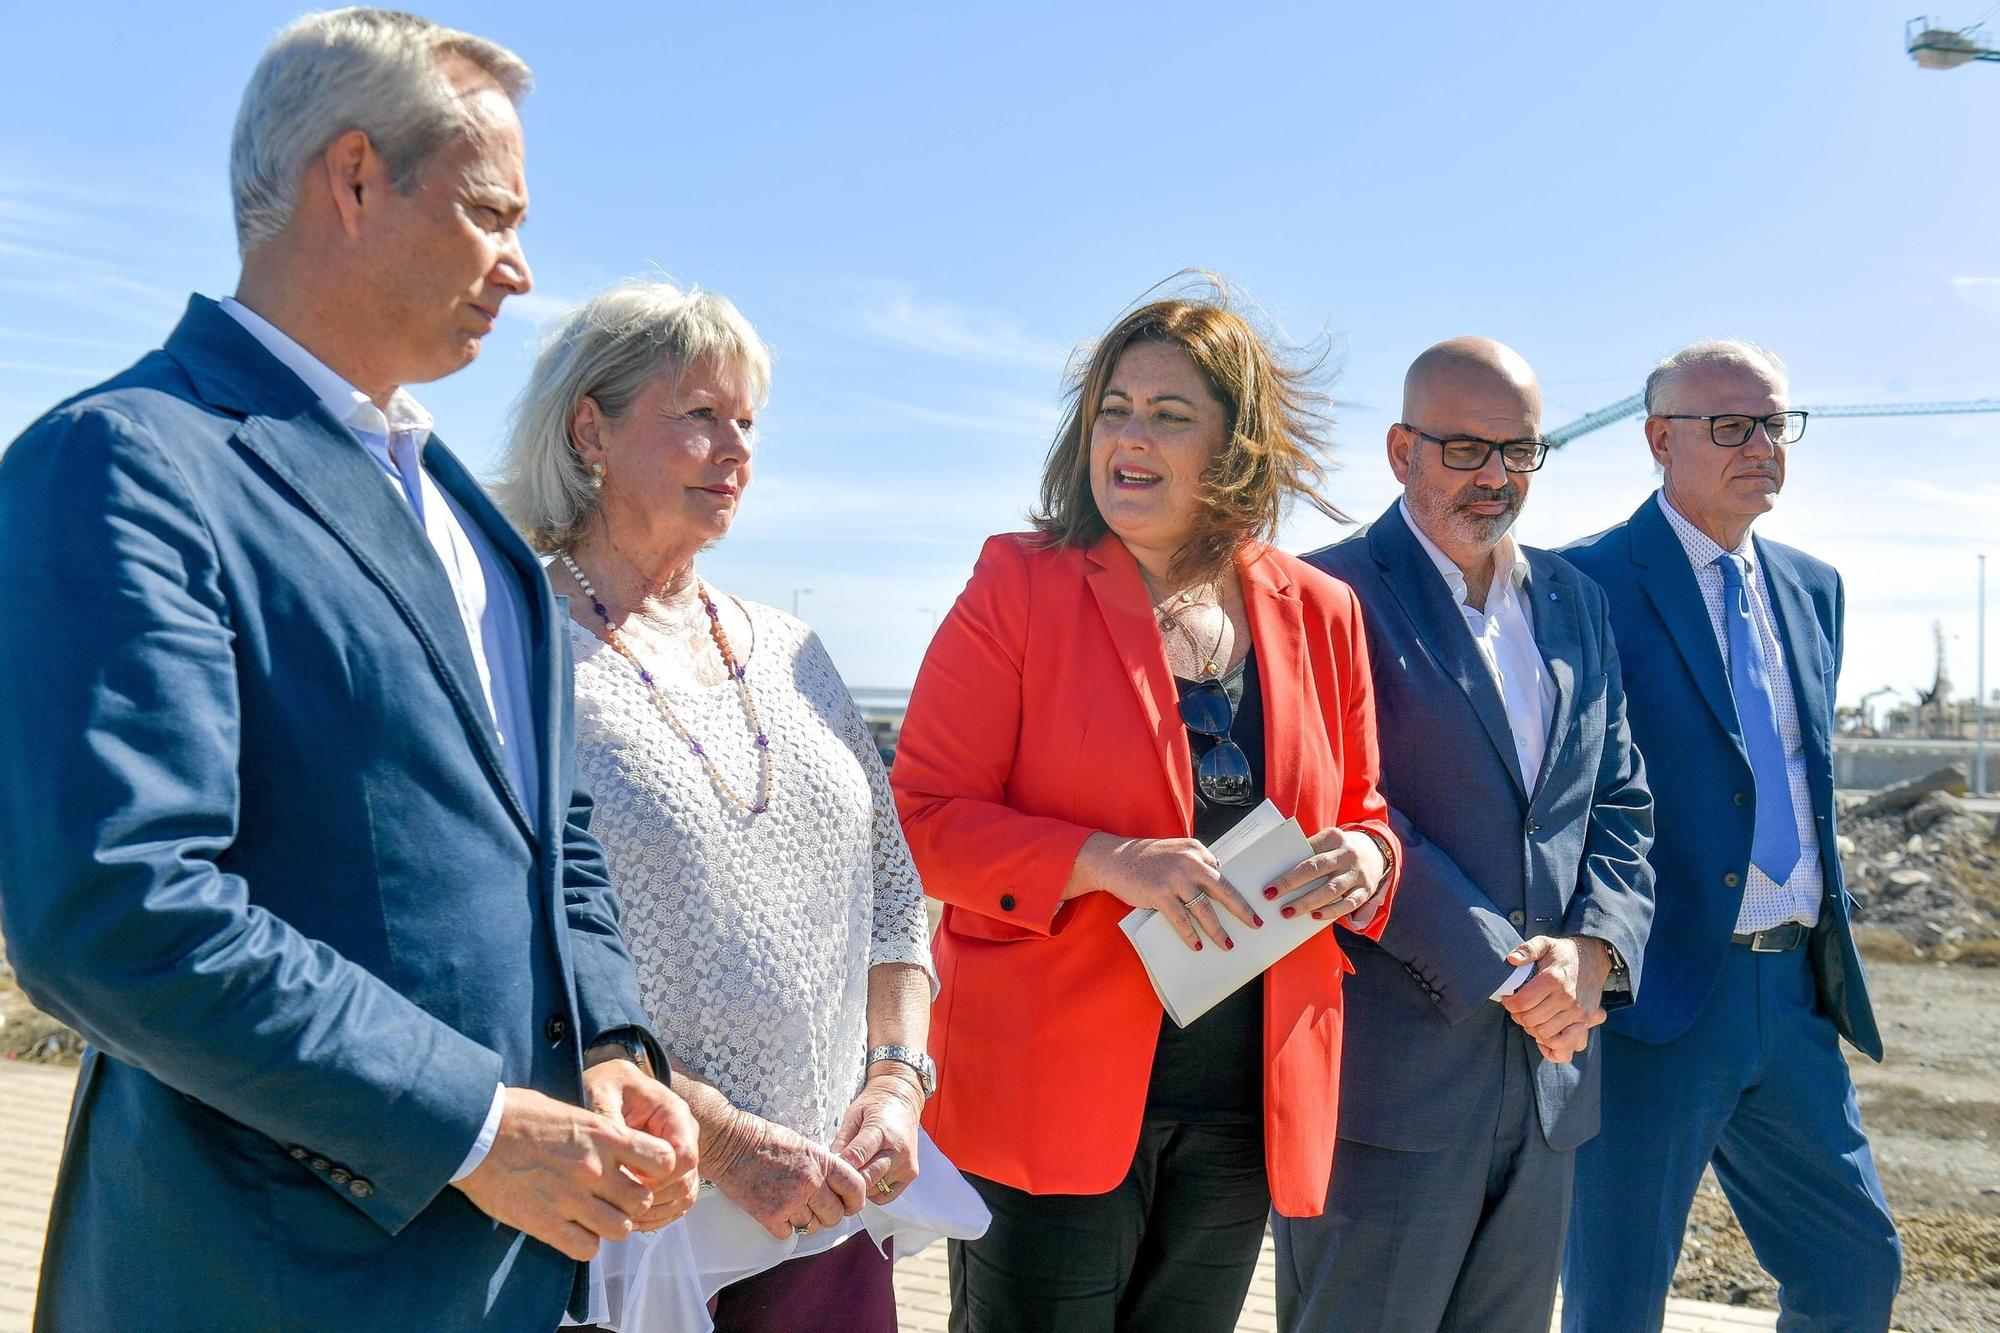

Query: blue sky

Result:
[3,1,1995,707]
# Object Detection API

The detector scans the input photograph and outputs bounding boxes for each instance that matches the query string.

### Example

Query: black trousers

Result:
[948,1117,1270,1333]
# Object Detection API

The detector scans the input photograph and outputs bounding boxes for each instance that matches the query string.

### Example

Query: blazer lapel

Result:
[165,299,537,841]
[1084,536,1195,830]
[1368,504,1526,800]
[1523,552,1580,804]
[1629,497,1745,753]
[1757,539,1832,752]
[234,414,536,840]
[1239,545,1306,821]
[426,445,560,832]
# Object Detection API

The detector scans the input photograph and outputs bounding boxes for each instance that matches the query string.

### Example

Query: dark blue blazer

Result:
[0,297,655,1330]
[1306,504,1654,1153]
[1563,496,1880,1058]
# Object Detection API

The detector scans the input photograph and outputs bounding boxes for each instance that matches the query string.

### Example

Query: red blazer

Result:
[892,532,1398,1217]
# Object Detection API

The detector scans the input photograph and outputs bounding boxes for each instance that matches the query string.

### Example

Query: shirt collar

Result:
[219,297,434,448]
[1655,488,1756,576]
[1398,497,1530,610]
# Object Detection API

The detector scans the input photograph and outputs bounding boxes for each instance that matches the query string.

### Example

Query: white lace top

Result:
[569,600,933,1146]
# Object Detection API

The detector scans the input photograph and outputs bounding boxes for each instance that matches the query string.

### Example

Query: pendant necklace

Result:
[560,551,772,816]
[1153,581,1227,679]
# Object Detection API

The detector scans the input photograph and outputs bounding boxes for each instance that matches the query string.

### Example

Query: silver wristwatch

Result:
[866,1044,937,1099]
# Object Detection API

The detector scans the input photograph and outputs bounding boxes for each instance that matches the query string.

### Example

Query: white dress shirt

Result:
[220,297,518,1180]
[1401,499,1556,786]
[1401,500,1555,999]
[1655,491,1824,932]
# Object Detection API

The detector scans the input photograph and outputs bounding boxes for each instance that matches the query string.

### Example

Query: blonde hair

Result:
[231,7,531,254]
[492,280,771,553]
[1034,274,1344,581]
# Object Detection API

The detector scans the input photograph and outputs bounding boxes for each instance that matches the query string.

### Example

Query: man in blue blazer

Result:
[1562,340,1901,1330]
[1277,339,1654,1331]
[0,12,697,1330]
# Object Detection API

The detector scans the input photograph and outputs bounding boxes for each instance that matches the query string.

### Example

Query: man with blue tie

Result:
[1563,341,1902,1331]
[1277,338,1654,1331]
[0,10,698,1329]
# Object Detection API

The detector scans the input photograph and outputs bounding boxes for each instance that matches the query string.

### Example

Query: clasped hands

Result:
[453,1057,701,1262]
[1084,826,1388,954]
[702,1070,924,1240]
[1500,934,1612,1065]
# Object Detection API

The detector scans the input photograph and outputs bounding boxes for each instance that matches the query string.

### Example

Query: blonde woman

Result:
[496,281,934,1330]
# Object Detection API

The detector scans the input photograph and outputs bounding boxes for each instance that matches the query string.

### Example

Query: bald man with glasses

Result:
[1561,340,1902,1331]
[1279,338,1654,1332]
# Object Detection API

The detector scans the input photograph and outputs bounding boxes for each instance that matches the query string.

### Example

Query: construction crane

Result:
[1908,17,2000,67]
[1857,685,1899,736]
[1546,395,2000,446]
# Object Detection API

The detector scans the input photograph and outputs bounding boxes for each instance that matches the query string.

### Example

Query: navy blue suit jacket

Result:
[1564,497,1880,1058]
[0,297,656,1330]
[1306,505,1654,1153]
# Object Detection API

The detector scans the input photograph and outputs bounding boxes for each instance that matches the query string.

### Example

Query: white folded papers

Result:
[1119,800,1327,1027]
[565,1127,990,1332]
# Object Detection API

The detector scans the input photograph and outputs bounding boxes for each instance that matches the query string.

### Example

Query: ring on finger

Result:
[875,1178,895,1197]
[1179,892,1208,911]
[793,1225,811,1236]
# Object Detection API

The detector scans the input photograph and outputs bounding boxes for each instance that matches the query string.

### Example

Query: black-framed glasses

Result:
[1399,425,1550,473]
[1653,411,1808,448]
[1178,680,1254,806]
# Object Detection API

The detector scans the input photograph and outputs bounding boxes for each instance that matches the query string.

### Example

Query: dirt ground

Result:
[1670,958,2000,1331]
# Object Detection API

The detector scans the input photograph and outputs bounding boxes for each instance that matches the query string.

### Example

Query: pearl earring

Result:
[589,461,606,491]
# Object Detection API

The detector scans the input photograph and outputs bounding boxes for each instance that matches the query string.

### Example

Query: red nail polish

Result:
[1194,940,1203,951]
[1263,885,1278,899]
[1281,906,1296,919]
[1311,910,1324,920]
[1252,915,1264,928]
[1222,938,1234,951]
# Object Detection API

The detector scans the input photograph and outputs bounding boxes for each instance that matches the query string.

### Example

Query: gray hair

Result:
[1643,339,1790,416]
[493,280,774,553]
[230,7,532,254]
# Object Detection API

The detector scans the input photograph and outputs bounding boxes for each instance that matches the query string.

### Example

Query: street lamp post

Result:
[1978,554,1989,795]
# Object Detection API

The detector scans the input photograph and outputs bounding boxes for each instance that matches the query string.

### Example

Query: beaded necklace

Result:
[559,551,771,817]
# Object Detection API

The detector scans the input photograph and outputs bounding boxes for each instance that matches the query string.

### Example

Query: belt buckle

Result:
[1748,923,1800,952]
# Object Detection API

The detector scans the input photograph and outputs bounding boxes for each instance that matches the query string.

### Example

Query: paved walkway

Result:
[0,1061,1773,1331]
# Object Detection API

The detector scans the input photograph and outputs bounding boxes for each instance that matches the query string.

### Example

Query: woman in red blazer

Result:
[891,286,1400,1331]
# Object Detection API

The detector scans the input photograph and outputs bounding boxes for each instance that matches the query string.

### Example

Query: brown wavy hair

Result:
[1032,275,1345,583]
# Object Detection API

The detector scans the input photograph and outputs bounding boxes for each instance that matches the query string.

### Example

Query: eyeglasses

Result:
[1653,412,1808,448]
[1178,680,1254,806]
[1399,426,1550,473]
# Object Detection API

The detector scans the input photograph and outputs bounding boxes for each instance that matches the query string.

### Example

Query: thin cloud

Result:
[827,391,1062,441]
[0,326,146,353]
[1949,276,2000,315]
[498,292,581,328]
[848,285,1075,370]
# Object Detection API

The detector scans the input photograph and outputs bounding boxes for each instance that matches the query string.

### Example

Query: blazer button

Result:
[1723,872,1741,888]
[546,1014,570,1043]
[1508,910,1526,928]
[329,1168,351,1185]
[1733,792,1749,806]
[349,1178,374,1199]
[1524,821,1540,836]
[309,1157,330,1173]
[288,1147,308,1162]
[999,894,1017,912]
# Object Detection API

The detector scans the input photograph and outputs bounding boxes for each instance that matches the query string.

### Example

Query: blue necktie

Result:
[1716,553,1800,885]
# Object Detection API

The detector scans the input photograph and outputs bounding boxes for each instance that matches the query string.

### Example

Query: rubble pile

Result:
[1841,767,2000,962]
